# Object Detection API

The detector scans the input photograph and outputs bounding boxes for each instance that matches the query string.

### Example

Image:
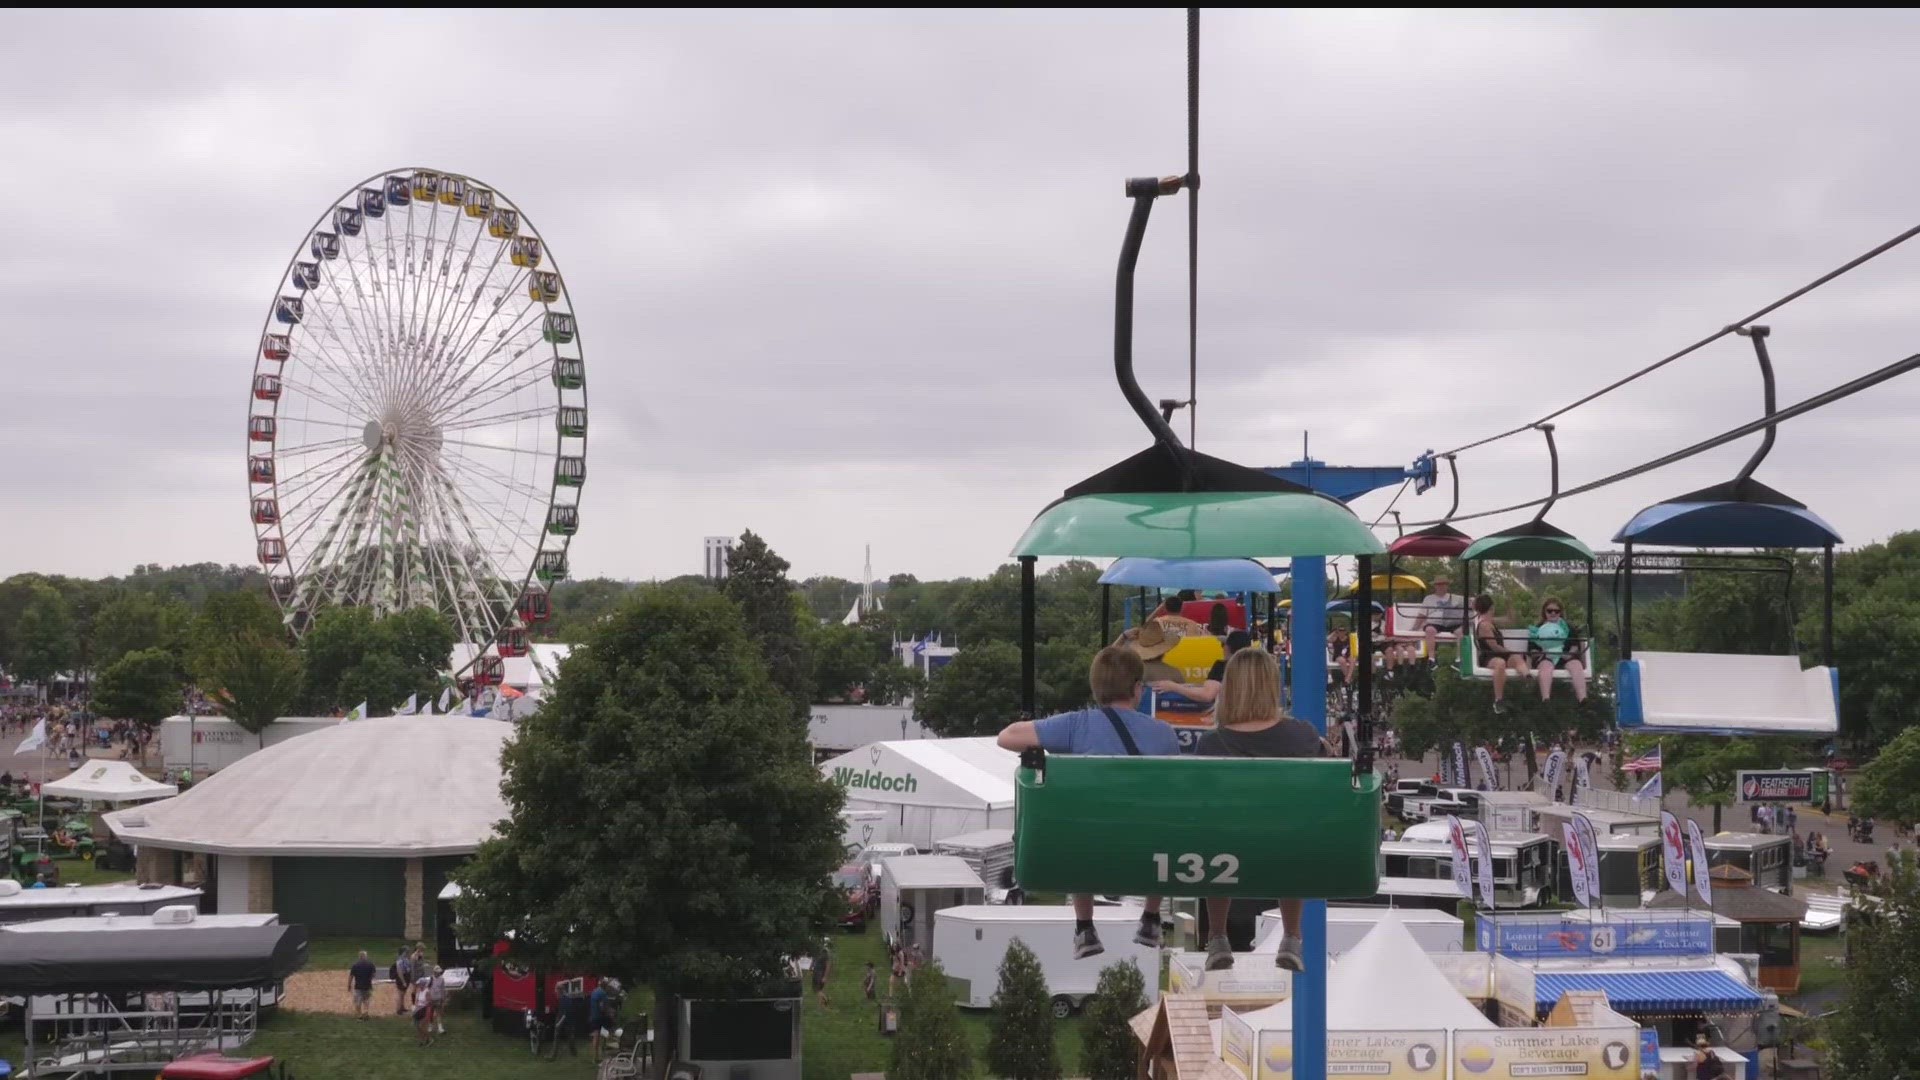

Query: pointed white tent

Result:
[40,760,177,803]
[817,738,1018,849]
[1237,911,1497,1032]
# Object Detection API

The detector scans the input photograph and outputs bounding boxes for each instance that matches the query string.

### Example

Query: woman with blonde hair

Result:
[1194,648,1327,973]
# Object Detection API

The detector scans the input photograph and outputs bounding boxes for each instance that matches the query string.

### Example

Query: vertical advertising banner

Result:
[1658,811,1688,896]
[1572,755,1592,804]
[1686,818,1713,907]
[1562,823,1591,908]
[1542,749,1567,797]
[1477,746,1498,791]
[1454,743,1469,791]
[1448,815,1476,901]
[1573,812,1602,907]
[1471,821,1497,906]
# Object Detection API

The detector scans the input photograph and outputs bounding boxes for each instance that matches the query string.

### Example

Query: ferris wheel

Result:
[246,169,584,681]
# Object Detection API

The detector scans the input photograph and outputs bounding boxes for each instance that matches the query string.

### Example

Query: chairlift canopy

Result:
[1098,557,1284,594]
[1388,523,1474,558]
[1462,518,1595,564]
[1613,477,1842,549]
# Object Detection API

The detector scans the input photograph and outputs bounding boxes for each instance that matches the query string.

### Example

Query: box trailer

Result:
[879,856,984,954]
[933,905,1161,1017]
[160,715,343,776]
[932,828,1015,890]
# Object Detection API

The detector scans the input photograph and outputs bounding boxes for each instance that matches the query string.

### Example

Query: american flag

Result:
[1624,746,1662,773]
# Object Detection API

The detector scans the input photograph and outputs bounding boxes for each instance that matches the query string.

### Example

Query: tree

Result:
[1082,959,1149,1080]
[93,647,184,732]
[455,584,844,1078]
[722,530,813,720]
[986,938,1062,1080]
[91,592,192,671]
[11,584,78,689]
[205,633,305,744]
[1655,736,1775,833]
[865,663,926,707]
[297,606,453,714]
[1829,852,1920,1080]
[917,640,1022,737]
[185,589,284,683]
[890,955,973,1080]
[1851,726,1920,829]
[810,622,881,702]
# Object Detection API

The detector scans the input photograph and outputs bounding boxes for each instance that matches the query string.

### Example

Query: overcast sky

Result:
[6,9,1920,586]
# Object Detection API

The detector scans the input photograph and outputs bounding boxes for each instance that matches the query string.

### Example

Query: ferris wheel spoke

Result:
[434,281,543,388]
[439,445,553,526]
[277,375,371,423]
[274,447,367,515]
[291,322,387,414]
[440,404,554,435]
[426,316,547,418]
[274,434,367,459]
[436,354,554,427]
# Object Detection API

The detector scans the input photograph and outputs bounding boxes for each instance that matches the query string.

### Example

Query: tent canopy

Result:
[1239,912,1496,1031]
[41,760,177,803]
[1100,557,1284,594]
[1463,518,1595,564]
[818,738,1017,811]
[0,924,308,993]
[1612,477,1842,549]
[1390,523,1474,558]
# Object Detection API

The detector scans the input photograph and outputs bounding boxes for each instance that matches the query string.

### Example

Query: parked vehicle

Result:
[934,905,1162,1017]
[832,864,876,931]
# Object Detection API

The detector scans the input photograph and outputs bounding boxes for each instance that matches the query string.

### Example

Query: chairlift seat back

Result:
[1013,755,1381,899]
[1616,652,1838,735]
[1458,629,1578,681]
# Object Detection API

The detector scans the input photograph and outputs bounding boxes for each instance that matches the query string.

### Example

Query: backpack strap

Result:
[1099,707,1144,757]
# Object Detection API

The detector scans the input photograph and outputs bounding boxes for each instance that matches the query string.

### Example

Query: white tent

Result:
[448,643,571,694]
[818,738,1018,849]
[40,760,177,803]
[1238,912,1497,1032]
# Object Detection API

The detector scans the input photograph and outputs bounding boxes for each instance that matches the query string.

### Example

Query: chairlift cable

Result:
[1437,220,1920,458]
[1186,6,1201,450]
[1368,479,1411,529]
[1403,346,1920,526]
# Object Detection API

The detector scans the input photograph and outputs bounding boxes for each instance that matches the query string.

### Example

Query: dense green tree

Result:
[987,937,1062,1080]
[297,606,453,714]
[810,622,884,702]
[1829,852,1920,1080]
[917,640,1022,737]
[722,530,813,720]
[456,585,844,1077]
[185,589,284,684]
[91,592,193,671]
[889,955,973,1080]
[544,577,638,642]
[205,632,305,743]
[1851,726,1920,829]
[1646,736,1776,833]
[1082,959,1149,1080]
[93,647,184,731]
[799,575,862,624]
[865,663,926,707]
[11,584,79,688]
[1392,666,1608,785]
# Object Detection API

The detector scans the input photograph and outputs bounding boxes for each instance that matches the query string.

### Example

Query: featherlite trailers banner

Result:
[1736,770,1827,804]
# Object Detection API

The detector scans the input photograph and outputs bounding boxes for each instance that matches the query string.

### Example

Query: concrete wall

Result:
[217,854,252,914]
[405,858,424,940]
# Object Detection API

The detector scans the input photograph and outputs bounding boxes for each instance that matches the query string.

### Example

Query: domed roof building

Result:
[106,716,513,938]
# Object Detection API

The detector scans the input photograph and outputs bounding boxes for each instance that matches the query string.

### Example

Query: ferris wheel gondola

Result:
[245,168,586,679]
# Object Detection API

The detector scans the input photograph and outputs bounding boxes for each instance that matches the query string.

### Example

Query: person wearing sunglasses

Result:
[1525,597,1588,703]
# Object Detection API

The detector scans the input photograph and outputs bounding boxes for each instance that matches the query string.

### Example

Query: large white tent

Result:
[818,737,1017,849]
[41,760,176,803]
[1235,912,1496,1033]
[448,642,570,693]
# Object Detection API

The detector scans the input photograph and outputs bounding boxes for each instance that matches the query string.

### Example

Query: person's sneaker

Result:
[1274,935,1305,972]
[1492,699,1507,716]
[1073,926,1105,959]
[1133,918,1163,949]
[1205,934,1235,971]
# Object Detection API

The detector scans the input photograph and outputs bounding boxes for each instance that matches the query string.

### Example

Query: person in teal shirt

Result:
[1525,597,1588,703]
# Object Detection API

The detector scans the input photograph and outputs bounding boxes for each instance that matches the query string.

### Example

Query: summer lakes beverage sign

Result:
[1255,1030,1448,1080]
[1455,1028,1639,1079]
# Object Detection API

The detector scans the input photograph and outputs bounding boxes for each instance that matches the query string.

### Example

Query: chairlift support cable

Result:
[1402,346,1920,527]
[1187,6,1200,450]
[1436,220,1920,458]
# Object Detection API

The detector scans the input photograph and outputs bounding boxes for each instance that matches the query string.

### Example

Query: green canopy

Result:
[1461,518,1595,564]
[1012,491,1386,559]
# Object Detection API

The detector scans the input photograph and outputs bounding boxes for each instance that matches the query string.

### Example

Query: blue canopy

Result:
[1326,599,1385,615]
[1614,477,1842,549]
[1098,557,1285,593]
[1534,970,1766,1015]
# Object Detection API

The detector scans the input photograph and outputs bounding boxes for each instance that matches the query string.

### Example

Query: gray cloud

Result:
[5,10,1920,586]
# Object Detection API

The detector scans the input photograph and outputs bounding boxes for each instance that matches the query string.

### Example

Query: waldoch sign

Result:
[1737,770,1823,804]
[830,767,919,794]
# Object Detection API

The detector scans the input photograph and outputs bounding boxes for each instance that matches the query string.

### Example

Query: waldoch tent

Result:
[0,924,308,993]
[41,759,177,803]
[819,738,1018,849]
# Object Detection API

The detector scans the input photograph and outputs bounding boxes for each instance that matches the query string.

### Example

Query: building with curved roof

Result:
[105,716,513,938]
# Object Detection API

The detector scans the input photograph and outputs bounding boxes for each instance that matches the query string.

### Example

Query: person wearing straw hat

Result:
[998,645,1180,959]
[1691,1033,1726,1080]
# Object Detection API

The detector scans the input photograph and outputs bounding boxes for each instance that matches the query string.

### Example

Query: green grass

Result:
[309,937,416,972]
[804,924,1088,1080]
[39,858,135,887]
[248,1009,603,1079]
[1792,931,1849,1001]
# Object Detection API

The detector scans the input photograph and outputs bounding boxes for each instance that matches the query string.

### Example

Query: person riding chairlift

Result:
[1471,594,1527,714]
[1525,597,1588,703]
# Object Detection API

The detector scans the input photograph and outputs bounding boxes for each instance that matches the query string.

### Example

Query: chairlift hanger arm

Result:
[1116,176,1194,488]
[1732,325,1778,484]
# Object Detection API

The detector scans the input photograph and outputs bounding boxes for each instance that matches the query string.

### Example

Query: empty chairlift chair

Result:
[1614,325,1841,737]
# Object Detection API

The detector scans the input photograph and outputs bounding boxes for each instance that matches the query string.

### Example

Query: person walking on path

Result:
[862,961,877,1000]
[348,950,376,1020]
[428,965,448,1035]
[812,946,832,1010]
[392,946,412,1015]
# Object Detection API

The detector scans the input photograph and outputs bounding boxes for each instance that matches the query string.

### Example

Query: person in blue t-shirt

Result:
[998,645,1179,959]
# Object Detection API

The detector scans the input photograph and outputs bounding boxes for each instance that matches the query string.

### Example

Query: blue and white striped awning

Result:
[1535,971,1766,1015]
